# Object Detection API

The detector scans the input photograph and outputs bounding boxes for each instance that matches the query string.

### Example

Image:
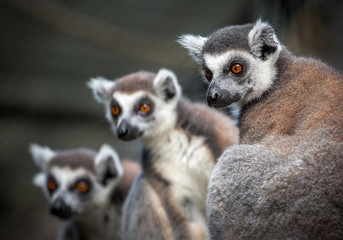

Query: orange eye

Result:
[47,178,57,191]
[139,103,151,113]
[204,68,213,81]
[111,106,120,116]
[231,63,243,74]
[76,181,89,193]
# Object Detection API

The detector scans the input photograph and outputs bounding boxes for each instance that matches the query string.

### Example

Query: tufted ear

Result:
[177,34,207,63]
[248,19,280,61]
[87,77,115,103]
[94,144,123,186]
[153,68,181,102]
[33,173,46,187]
[29,143,56,170]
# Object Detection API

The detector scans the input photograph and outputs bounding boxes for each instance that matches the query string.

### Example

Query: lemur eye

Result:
[76,180,89,194]
[230,63,243,74]
[204,68,213,81]
[111,106,120,117]
[47,177,57,192]
[139,103,151,113]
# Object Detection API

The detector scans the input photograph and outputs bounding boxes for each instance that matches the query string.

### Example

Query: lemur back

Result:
[179,20,343,240]
[30,144,141,240]
[88,69,239,240]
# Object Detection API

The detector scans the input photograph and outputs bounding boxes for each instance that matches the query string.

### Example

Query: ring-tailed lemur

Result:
[179,19,343,239]
[88,69,239,240]
[30,144,141,240]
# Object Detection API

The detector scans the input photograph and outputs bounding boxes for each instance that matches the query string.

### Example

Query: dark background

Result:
[1,0,342,239]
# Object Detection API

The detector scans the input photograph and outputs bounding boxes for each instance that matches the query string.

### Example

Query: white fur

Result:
[45,168,91,206]
[204,52,236,79]
[147,127,214,229]
[33,172,45,187]
[248,19,280,59]
[153,68,182,100]
[91,69,182,141]
[227,103,241,125]
[109,89,179,143]
[204,49,280,105]
[95,144,123,184]
[142,95,179,143]
[177,34,208,63]
[109,91,151,132]
[31,143,123,240]
[29,143,56,170]
[48,167,119,240]
[95,69,214,238]
[87,77,115,103]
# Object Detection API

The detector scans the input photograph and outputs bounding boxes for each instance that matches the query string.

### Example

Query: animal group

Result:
[30,20,343,240]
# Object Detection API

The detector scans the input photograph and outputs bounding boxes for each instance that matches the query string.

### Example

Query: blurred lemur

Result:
[30,144,141,240]
[179,19,343,239]
[88,69,239,240]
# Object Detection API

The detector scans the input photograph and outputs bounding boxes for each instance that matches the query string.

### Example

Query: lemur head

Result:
[88,69,181,142]
[30,144,123,220]
[178,19,281,108]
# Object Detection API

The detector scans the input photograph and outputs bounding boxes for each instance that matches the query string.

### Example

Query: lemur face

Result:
[202,50,257,108]
[109,91,157,141]
[88,69,181,141]
[30,144,123,220]
[178,20,281,108]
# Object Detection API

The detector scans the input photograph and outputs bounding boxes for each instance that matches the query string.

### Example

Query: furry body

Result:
[30,144,141,240]
[179,21,343,239]
[123,100,238,240]
[208,50,343,239]
[88,69,239,240]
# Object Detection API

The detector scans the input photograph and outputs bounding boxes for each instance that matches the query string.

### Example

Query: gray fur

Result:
[176,99,227,157]
[248,20,279,60]
[49,149,96,173]
[202,24,252,55]
[155,75,177,101]
[177,34,208,63]
[121,174,174,240]
[58,220,79,240]
[209,137,343,239]
[89,69,239,240]
[30,144,127,240]
[179,20,281,108]
[113,71,156,94]
[180,20,343,239]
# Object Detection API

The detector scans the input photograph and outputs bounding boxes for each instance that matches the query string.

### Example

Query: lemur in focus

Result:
[179,19,343,239]
[30,144,141,240]
[88,69,239,240]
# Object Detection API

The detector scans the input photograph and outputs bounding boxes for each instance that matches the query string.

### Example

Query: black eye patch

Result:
[110,99,122,118]
[223,58,248,77]
[134,97,154,117]
[69,177,92,195]
[47,174,58,195]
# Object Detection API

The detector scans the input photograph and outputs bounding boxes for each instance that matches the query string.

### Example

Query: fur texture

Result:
[179,20,343,239]
[88,69,239,240]
[30,144,141,240]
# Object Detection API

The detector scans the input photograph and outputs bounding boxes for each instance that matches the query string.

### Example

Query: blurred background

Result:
[1,0,342,239]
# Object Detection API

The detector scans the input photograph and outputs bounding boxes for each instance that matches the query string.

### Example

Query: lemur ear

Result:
[33,173,46,187]
[248,19,279,61]
[87,77,115,103]
[29,144,56,170]
[153,68,181,102]
[94,144,123,186]
[177,34,207,63]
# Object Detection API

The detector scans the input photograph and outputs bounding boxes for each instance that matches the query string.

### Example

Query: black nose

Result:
[117,120,129,138]
[117,120,141,141]
[50,198,72,219]
[207,92,218,106]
